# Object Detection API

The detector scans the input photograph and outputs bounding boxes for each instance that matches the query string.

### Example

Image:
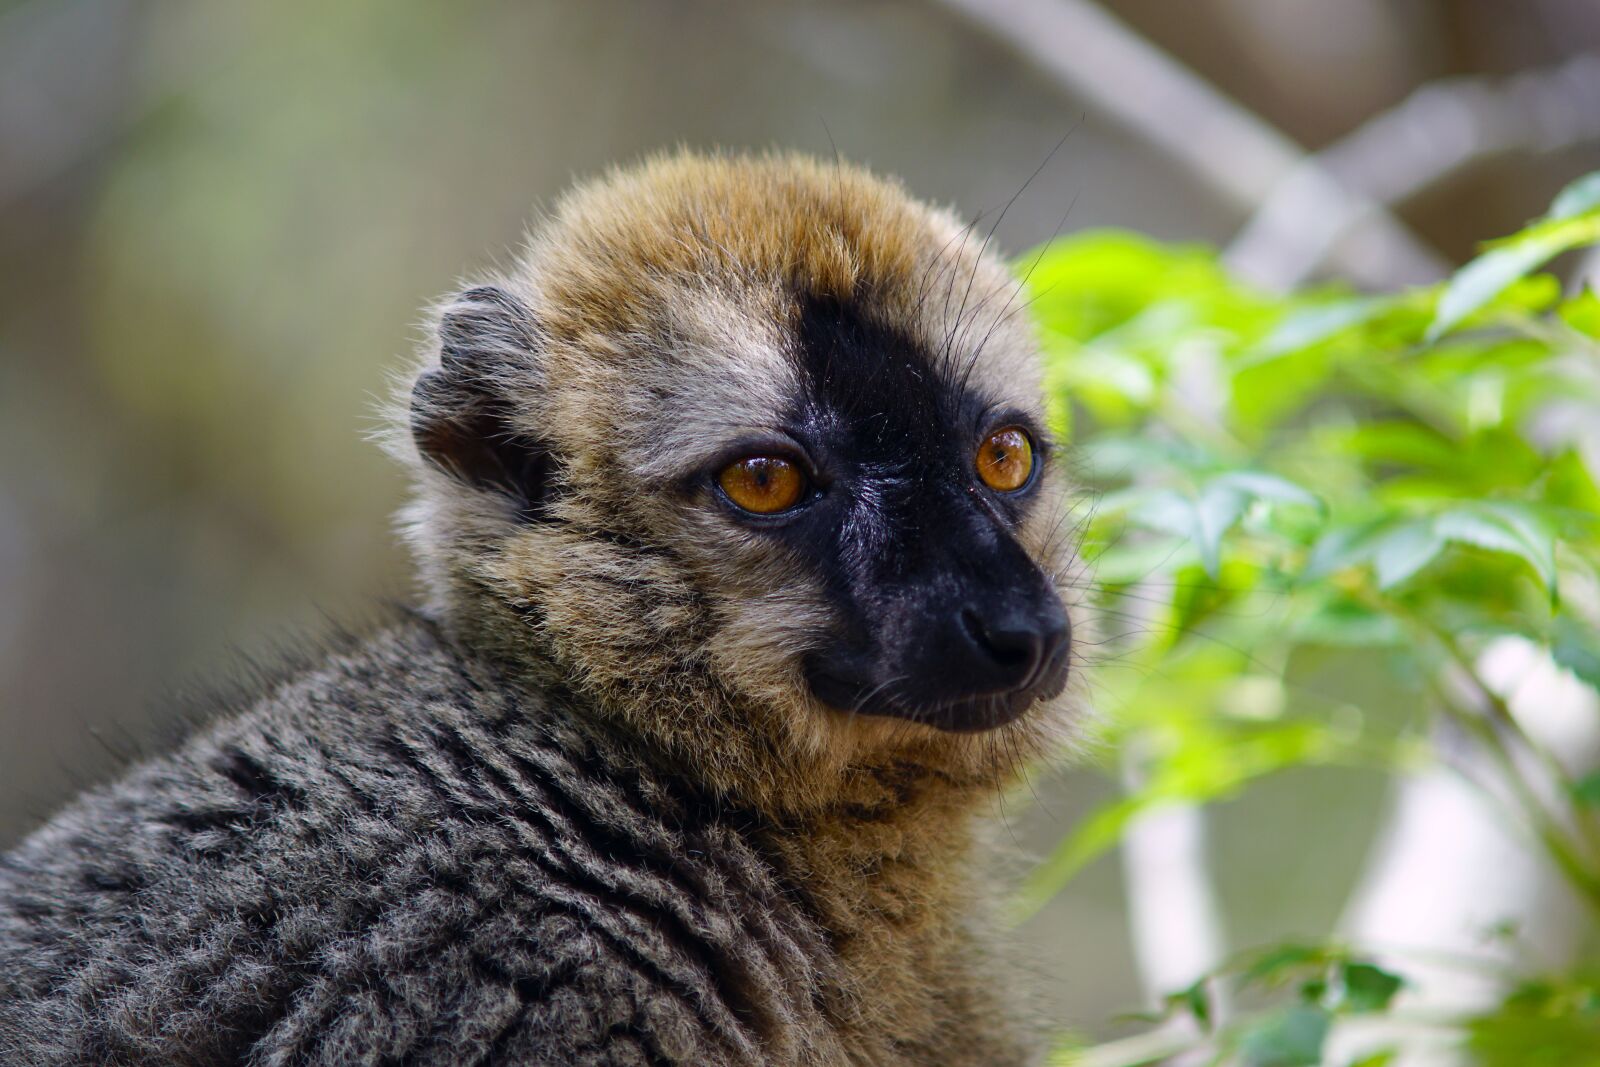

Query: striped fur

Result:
[1,621,1032,1064]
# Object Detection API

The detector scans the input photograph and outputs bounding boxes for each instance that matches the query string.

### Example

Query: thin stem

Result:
[1411,607,1600,858]
[1363,588,1600,909]
[1434,684,1600,909]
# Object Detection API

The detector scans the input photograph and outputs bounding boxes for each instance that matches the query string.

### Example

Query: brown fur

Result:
[396,150,1086,1061]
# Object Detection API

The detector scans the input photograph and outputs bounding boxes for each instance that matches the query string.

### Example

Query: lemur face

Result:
[406,153,1079,775]
[701,293,1071,734]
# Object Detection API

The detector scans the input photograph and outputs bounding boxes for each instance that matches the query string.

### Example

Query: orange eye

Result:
[976,426,1035,492]
[718,456,807,514]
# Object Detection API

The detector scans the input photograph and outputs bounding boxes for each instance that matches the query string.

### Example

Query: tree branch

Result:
[1228,52,1600,289]
[930,0,1449,289]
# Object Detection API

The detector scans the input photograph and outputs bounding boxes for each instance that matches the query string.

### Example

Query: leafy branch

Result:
[1023,171,1600,1065]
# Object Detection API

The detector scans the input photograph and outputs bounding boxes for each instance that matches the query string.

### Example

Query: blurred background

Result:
[5,0,1600,1042]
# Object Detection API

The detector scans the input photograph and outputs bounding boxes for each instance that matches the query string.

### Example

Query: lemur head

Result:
[400,151,1083,813]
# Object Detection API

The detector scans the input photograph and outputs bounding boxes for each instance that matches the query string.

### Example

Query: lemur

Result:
[0,151,1082,1066]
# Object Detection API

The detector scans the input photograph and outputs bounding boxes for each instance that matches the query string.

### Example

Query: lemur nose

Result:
[959,600,1070,690]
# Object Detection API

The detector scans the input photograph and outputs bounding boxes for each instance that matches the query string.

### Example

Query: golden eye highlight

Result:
[717,456,807,514]
[976,426,1034,492]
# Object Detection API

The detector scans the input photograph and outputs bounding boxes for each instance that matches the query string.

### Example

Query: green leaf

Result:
[1210,471,1324,511]
[1428,241,1565,343]
[1194,482,1250,578]
[1372,521,1446,589]
[1302,522,1384,581]
[1125,484,1248,580]
[1128,487,1200,537]
[1434,502,1559,594]
[1550,171,1600,220]
[1426,170,1600,351]
[1251,297,1385,362]
[1559,288,1600,339]
[1241,944,1336,987]
[1124,472,1320,581]
[1239,1005,1332,1067]
[1543,450,1600,514]
[1554,613,1600,691]
[1340,961,1404,1013]
[1427,212,1600,342]
[1337,420,1460,470]
[1166,978,1213,1031]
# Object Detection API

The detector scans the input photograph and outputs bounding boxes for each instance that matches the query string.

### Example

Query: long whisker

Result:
[943,127,1078,377]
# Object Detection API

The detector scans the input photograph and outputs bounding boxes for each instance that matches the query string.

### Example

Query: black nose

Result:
[958,600,1070,690]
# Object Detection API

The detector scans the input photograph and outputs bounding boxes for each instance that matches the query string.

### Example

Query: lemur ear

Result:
[411,286,554,522]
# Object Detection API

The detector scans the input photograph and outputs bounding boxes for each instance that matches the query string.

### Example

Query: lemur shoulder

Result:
[0,151,1083,1066]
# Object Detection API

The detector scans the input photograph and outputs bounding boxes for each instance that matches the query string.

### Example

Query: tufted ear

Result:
[410,285,554,522]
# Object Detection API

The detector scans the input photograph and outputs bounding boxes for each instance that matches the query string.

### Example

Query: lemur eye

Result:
[976,426,1035,492]
[718,456,807,514]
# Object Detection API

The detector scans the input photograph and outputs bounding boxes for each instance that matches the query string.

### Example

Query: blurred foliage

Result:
[1027,174,1600,1065]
